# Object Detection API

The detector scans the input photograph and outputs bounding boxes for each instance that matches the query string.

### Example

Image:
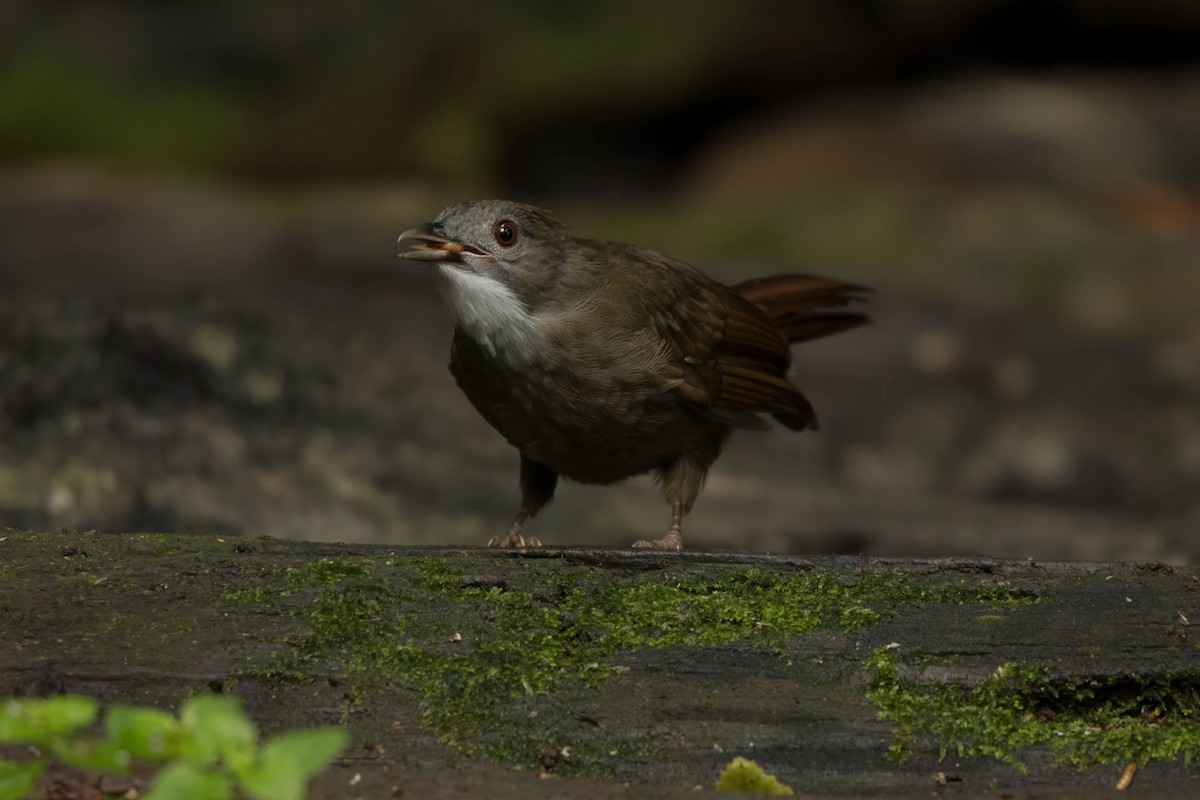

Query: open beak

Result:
[396,224,489,263]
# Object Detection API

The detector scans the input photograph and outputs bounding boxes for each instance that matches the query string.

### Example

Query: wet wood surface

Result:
[1,530,1197,799]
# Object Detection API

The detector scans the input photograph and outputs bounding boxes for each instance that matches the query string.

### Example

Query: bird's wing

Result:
[638,256,819,432]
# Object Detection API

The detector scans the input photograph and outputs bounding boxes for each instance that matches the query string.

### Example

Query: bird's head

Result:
[397,200,573,355]
[396,200,570,310]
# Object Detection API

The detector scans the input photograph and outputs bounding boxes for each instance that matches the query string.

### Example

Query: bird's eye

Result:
[494,220,519,247]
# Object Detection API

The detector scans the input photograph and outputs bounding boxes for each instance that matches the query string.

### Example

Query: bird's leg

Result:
[488,456,557,548]
[632,501,684,550]
[634,458,707,551]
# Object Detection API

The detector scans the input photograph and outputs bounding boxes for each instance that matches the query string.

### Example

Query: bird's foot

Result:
[487,530,542,548]
[631,528,683,551]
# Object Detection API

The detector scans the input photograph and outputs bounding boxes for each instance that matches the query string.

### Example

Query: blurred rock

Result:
[0,165,1196,562]
[960,418,1079,498]
[0,165,284,298]
[689,72,1200,200]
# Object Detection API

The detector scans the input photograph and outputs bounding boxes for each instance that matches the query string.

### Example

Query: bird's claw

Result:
[631,529,683,551]
[487,531,542,548]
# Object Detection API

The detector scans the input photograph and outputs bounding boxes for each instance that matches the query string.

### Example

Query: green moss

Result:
[221,557,1034,775]
[715,756,794,794]
[907,651,962,669]
[220,585,280,606]
[866,647,1200,770]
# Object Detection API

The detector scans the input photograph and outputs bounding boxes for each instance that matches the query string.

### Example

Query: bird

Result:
[396,200,868,550]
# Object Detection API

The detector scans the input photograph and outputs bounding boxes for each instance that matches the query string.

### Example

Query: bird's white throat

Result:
[435,265,539,360]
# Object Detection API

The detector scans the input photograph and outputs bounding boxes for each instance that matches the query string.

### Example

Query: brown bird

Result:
[397,201,868,550]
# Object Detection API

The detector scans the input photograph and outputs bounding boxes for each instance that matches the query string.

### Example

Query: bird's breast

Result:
[435,265,540,363]
[447,327,715,483]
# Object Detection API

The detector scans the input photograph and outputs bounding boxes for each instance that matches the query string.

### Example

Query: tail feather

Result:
[732,274,870,344]
[731,273,870,432]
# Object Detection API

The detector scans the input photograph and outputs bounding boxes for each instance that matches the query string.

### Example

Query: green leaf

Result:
[237,727,347,800]
[107,705,181,761]
[0,696,99,745]
[260,728,348,780]
[36,696,100,736]
[0,701,38,745]
[177,695,257,769]
[54,737,132,775]
[237,761,304,800]
[0,758,43,800]
[143,762,232,800]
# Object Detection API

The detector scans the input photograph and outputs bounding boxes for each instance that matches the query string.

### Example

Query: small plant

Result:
[715,756,794,794]
[0,693,347,800]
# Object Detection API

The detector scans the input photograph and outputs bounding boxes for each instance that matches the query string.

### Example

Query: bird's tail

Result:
[732,273,870,431]
[732,273,870,345]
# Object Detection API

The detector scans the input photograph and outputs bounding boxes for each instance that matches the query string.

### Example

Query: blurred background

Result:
[1,1,1197,562]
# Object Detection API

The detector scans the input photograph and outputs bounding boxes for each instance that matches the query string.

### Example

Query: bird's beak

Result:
[396,224,488,263]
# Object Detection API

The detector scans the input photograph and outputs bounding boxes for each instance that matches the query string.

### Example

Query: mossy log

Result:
[1,531,1198,799]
